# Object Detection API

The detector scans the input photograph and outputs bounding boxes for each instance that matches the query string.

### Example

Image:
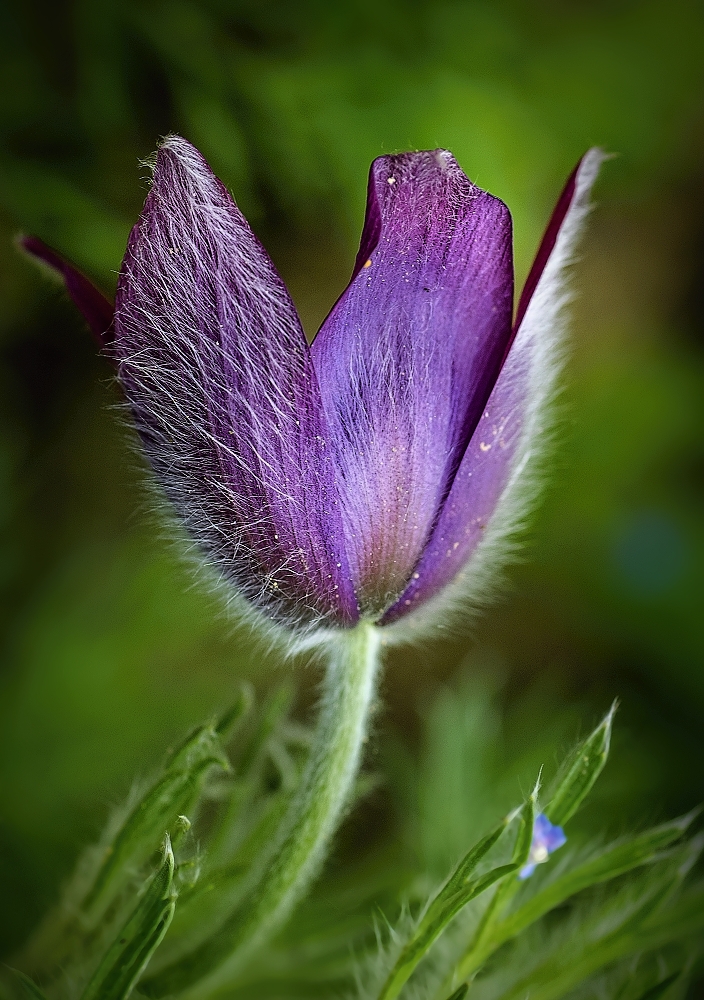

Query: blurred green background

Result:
[1,0,703,961]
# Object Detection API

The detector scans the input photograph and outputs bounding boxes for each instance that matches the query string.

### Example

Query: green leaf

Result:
[205,684,295,869]
[490,841,704,1000]
[545,702,616,827]
[158,792,290,953]
[444,987,468,1000]
[492,811,698,949]
[80,838,176,1000]
[636,974,681,1000]
[215,686,254,742]
[7,970,49,1000]
[235,683,295,779]
[511,783,537,866]
[83,720,230,915]
[376,793,536,1000]
[449,776,696,989]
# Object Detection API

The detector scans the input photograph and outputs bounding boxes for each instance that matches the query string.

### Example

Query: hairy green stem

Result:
[142,621,382,999]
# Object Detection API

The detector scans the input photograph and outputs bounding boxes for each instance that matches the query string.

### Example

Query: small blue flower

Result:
[519,813,566,879]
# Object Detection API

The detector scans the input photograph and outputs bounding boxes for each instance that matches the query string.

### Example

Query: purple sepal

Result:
[383,150,601,624]
[114,137,358,629]
[513,160,580,336]
[312,150,513,616]
[519,812,567,879]
[18,235,115,348]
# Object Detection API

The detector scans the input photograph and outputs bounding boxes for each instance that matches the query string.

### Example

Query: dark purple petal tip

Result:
[18,235,115,348]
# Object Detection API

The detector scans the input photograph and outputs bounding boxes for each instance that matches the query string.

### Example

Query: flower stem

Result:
[141,621,382,998]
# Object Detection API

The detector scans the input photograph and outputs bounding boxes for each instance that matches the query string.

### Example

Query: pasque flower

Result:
[22,138,602,640]
[21,139,602,989]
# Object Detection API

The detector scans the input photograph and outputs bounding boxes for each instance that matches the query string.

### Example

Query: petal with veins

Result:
[114,136,358,629]
[312,150,513,616]
[384,149,604,627]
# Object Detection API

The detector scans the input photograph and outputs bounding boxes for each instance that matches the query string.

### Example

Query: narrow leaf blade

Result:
[445,987,469,1000]
[80,838,176,1000]
[545,702,616,827]
[377,796,535,1000]
[215,686,254,742]
[498,812,697,945]
[84,722,229,914]
[8,970,49,1000]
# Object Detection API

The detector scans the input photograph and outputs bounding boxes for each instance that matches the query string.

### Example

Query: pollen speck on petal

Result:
[313,149,513,617]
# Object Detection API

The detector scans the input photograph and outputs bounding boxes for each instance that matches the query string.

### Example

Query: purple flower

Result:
[21,138,602,636]
[519,812,567,878]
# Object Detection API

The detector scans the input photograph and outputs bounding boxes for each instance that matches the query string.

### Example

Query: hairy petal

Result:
[384,149,605,628]
[114,136,357,629]
[312,151,513,616]
[18,235,115,347]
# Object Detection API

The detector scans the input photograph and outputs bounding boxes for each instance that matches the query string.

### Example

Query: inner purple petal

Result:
[312,150,514,616]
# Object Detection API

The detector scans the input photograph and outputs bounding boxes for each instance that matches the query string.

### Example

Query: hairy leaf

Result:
[545,703,616,827]
[482,841,704,1000]
[8,971,49,1000]
[376,793,535,1000]
[488,811,697,953]
[83,708,236,915]
[80,839,176,1000]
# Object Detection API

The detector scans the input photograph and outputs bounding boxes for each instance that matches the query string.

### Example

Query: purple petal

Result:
[311,151,514,616]
[114,136,358,629]
[18,235,115,347]
[384,150,604,626]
